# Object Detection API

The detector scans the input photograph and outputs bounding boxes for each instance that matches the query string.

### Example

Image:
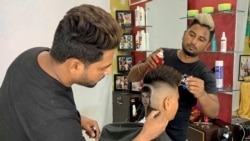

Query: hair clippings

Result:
[180,74,192,90]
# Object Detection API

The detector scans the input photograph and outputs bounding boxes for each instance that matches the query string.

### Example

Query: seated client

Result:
[100,65,182,141]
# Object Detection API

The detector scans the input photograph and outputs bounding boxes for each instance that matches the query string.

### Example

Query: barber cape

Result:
[99,122,171,141]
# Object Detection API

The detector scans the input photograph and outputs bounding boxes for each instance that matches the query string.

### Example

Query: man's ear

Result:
[67,58,84,73]
[163,97,171,111]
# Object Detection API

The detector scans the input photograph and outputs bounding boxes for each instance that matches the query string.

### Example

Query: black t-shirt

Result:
[162,48,217,141]
[0,47,85,141]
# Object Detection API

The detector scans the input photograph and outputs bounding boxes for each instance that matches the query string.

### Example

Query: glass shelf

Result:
[217,88,240,93]
[180,9,245,20]
[204,50,247,54]
[121,25,153,32]
[134,25,153,28]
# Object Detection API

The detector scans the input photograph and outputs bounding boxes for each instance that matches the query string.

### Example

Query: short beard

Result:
[182,46,198,57]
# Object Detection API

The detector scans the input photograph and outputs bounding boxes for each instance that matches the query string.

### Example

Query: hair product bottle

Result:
[147,51,164,72]
[220,32,227,52]
[135,31,140,50]
[212,34,217,52]
[135,6,140,27]
[139,7,145,26]
[215,60,224,89]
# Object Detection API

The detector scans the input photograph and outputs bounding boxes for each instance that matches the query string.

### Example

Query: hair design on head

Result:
[142,65,182,116]
[143,65,182,89]
[188,13,215,41]
[50,4,122,65]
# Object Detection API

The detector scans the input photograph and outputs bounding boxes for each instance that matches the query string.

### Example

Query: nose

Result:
[191,37,198,45]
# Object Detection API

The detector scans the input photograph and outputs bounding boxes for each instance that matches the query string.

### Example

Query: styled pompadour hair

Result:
[188,13,215,41]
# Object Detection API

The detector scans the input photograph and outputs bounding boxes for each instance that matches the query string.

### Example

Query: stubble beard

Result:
[182,44,198,57]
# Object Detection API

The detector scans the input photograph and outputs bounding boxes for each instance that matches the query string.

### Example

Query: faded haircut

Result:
[142,65,182,116]
[143,65,182,89]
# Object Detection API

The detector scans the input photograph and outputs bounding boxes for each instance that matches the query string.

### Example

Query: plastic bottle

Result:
[215,60,224,89]
[139,30,146,51]
[211,34,217,52]
[135,6,140,27]
[220,32,227,52]
[135,31,140,50]
[139,7,145,26]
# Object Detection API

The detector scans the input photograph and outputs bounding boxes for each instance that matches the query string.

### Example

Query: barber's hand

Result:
[186,77,206,99]
[146,48,164,70]
[80,116,100,141]
[135,110,168,141]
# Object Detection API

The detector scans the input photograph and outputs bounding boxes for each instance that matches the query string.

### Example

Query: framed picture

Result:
[130,80,144,93]
[238,55,250,81]
[119,33,134,51]
[117,55,134,73]
[114,74,130,91]
[115,10,132,28]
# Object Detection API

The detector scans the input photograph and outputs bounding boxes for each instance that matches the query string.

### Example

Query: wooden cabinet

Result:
[188,124,221,141]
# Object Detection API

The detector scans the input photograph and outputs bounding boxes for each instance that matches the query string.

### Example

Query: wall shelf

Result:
[180,9,245,19]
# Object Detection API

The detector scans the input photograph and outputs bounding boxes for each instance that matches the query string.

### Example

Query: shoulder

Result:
[162,48,178,58]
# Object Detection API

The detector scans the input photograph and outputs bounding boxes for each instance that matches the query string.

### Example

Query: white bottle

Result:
[135,6,140,27]
[139,7,145,26]
[135,31,140,50]
[215,60,224,89]
[220,32,227,52]
[139,30,146,51]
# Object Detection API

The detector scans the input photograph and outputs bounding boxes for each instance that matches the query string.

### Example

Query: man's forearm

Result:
[127,62,147,82]
[198,93,219,118]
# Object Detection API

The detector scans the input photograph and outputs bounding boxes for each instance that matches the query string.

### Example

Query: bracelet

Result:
[137,64,144,75]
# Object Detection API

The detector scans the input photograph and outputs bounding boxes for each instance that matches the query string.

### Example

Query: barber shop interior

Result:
[1,0,250,141]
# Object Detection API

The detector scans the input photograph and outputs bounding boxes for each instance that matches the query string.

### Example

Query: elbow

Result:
[211,111,219,119]
[211,105,220,119]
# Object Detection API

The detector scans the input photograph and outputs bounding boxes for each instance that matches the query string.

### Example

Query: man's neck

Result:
[37,51,71,87]
[177,49,199,63]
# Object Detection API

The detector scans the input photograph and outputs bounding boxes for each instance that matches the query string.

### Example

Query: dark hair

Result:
[188,19,215,41]
[143,65,182,89]
[50,4,122,65]
[141,85,151,95]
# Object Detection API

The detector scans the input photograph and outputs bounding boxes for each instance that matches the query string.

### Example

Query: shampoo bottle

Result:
[220,32,227,52]
[215,60,224,89]
[135,31,140,50]
[135,6,140,27]
[212,34,217,52]
[139,7,145,26]
[139,30,146,51]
